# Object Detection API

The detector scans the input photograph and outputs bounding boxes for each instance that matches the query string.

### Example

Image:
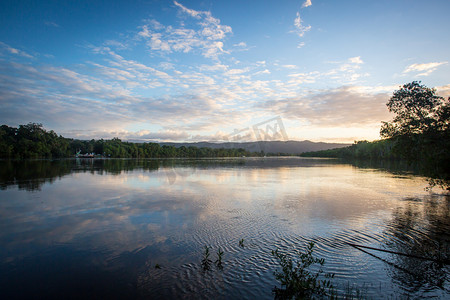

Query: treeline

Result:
[302,135,449,190]
[0,123,259,159]
[0,123,70,159]
[301,139,400,159]
[0,159,251,191]
[302,82,449,190]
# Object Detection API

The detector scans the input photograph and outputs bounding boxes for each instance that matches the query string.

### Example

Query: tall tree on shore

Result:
[380,81,449,138]
[380,81,449,189]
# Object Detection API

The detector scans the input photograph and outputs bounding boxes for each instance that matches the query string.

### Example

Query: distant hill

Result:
[159,140,350,154]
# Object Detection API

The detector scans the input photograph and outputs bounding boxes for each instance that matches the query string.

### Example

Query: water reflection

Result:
[343,158,418,175]
[0,245,139,299]
[383,195,449,295]
[0,158,448,299]
[0,160,73,191]
[0,157,336,191]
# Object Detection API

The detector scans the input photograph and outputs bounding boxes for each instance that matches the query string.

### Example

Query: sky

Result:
[1,0,449,143]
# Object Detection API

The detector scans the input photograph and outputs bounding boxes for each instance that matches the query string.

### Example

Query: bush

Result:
[272,242,335,299]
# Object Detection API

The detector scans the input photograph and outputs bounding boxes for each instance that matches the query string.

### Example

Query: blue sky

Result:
[1,0,449,143]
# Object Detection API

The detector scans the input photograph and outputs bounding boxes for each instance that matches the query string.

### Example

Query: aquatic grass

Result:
[201,246,225,271]
[343,282,369,299]
[201,246,213,271]
[197,242,377,298]
[215,247,224,270]
[272,242,335,299]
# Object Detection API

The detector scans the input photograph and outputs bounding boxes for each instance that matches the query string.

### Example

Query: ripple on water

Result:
[139,192,449,298]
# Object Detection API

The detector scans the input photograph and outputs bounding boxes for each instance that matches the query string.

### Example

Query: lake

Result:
[0,158,448,299]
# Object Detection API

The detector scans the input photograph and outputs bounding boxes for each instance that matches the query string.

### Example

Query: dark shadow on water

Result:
[340,158,420,176]
[382,194,450,294]
[0,242,199,300]
[0,159,161,191]
[0,157,338,191]
[0,246,140,300]
[340,158,449,190]
[0,160,73,191]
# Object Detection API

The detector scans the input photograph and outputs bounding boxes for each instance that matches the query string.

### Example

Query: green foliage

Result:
[201,246,213,271]
[0,123,71,159]
[381,82,449,190]
[201,246,225,271]
[343,282,368,300]
[302,82,450,190]
[272,242,335,299]
[301,139,398,160]
[215,247,224,270]
[380,81,447,138]
[0,159,74,191]
[0,123,262,159]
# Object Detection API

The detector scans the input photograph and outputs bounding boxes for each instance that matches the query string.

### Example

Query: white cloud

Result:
[147,32,171,51]
[234,42,247,48]
[179,71,215,85]
[4,2,425,145]
[3,35,379,139]
[90,62,136,82]
[136,2,232,59]
[44,21,60,28]
[0,53,252,137]
[321,57,368,84]
[204,41,225,58]
[225,67,249,76]
[0,42,33,58]
[90,48,177,87]
[174,1,201,19]
[159,62,175,70]
[349,56,363,64]
[257,86,391,127]
[287,72,318,85]
[104,40,128,50]
[232,41,251,52]
[402,61,448,77]
[138,25,151,38]
[199,63,228,72]
[128,129,191,142]
[280,57,368,89]
[147,19,164,30]
[293,12,311,37]
[302,0,312,8]
[253,69,271,76]
[436,84,450,99]
[62,128,192,142]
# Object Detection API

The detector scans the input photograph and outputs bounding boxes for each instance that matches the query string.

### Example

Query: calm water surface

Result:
[0,158,448,299]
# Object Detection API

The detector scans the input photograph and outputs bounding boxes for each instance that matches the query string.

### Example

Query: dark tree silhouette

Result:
[380,81,449,138]
[302,82,449,190]
[380,82,449,190]
[0,123,260,159]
